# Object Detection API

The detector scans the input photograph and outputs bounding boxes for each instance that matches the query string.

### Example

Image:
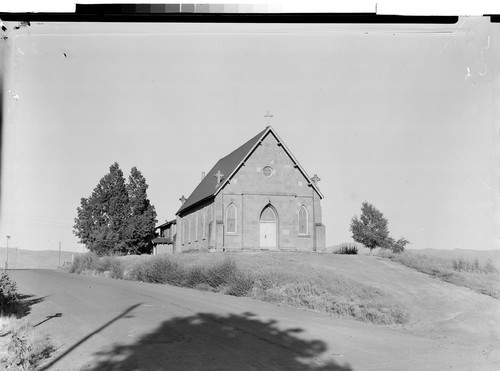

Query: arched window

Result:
[226,204,237,234]
[298,206,308,235]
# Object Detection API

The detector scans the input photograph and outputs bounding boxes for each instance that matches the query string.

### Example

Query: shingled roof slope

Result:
[176,127,268,215]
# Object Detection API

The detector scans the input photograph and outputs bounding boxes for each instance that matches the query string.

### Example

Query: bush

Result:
[225,271,255,297]
[0,272,19,313]
[69,252,99,274]
[128,255,184,285]
[204,258,238,289]
[334,243,358,255]
[96,256,124,279]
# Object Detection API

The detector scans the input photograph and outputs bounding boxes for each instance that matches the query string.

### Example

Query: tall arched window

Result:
[298,206,308,235]
[226,204,237,234]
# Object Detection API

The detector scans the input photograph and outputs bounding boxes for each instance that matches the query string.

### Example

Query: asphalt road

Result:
[9,269,496,370]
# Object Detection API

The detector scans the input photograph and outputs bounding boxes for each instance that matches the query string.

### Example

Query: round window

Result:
[263,166,273,177]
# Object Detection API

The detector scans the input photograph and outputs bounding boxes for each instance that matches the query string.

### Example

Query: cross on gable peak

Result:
[311,174,321,184]
[179,195,187,204]
[264,110,273,125]
[214,170,224,185]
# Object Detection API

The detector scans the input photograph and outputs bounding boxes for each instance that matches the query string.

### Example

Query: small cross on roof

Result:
[264,110,273,125]
[311,174,321,183]
[214,170,224,184]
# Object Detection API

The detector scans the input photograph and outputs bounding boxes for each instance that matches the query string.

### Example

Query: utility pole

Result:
[58,241,61,268]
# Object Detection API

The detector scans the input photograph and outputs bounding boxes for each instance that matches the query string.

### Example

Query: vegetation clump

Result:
[0,273,19,313]
[334,243,358,255]
[1,318,54,370]
[1,275,54,370]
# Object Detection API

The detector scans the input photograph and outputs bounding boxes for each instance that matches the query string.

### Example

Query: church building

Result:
[159,126,325,253]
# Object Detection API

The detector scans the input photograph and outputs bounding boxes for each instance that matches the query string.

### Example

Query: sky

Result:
[0,15,499,253]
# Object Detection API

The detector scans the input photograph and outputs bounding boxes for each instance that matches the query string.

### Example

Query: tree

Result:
[73,163,157,256]
[125,167,157,254]
[350,202,390,252]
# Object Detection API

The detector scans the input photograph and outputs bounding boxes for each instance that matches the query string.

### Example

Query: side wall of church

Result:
[218,132,323,251]
[175,200,215,252]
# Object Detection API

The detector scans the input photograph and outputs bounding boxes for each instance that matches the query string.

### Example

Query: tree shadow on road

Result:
[84,311,352,370]
[3,294,47,318]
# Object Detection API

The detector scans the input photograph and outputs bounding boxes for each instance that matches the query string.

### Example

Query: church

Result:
[154,125,325,253]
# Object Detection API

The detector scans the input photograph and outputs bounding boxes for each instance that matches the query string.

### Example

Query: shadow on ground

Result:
[83,311,352,370]
[2,294,47,318]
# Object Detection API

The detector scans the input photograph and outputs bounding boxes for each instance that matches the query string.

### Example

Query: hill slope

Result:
[0,247,75,269]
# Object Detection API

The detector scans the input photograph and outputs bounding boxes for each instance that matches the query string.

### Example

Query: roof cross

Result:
[179,195,187,204]
[264,110,273,125]
[214,170,224,185]
[311,174,321,184]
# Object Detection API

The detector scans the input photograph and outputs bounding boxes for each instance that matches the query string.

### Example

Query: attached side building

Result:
[173,126,325,252]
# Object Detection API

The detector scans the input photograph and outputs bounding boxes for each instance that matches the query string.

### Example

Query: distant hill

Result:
[0,247,76,270]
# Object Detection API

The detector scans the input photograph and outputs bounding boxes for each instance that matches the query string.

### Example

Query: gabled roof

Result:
[155,219,176,230]
[176,126,323,215]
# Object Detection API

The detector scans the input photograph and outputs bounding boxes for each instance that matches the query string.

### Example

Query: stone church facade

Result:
[161,126,325,253]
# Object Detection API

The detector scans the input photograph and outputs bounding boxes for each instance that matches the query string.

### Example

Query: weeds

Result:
[0,318,54,370]
[96,256,124,279]
[68,253,125,279]
[69,252,99,274]
[452,257,497,274]
[378,250,500,298]
[1,274,53,370]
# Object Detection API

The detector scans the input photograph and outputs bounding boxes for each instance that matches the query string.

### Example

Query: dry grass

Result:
[377,250,500,298]
[106,252,409,325]
[0,317,54,370]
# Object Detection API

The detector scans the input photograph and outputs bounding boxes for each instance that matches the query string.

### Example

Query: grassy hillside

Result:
[0,248,75,270]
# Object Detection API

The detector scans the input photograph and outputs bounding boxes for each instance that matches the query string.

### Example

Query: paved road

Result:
[9,269,495,370]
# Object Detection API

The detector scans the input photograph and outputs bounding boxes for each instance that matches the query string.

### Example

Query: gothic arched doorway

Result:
[259,205,277,249]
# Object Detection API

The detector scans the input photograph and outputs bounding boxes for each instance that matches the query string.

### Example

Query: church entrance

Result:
[259,205,277,249]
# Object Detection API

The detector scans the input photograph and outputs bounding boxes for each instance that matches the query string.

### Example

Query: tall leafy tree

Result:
[74,163,156,256]
[125,167,157,254]
[350,202,390,252]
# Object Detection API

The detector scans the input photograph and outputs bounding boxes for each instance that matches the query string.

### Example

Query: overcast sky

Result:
[0,17,498,253]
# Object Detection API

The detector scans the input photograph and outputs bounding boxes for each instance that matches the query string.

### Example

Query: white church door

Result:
[259,205,277,249]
